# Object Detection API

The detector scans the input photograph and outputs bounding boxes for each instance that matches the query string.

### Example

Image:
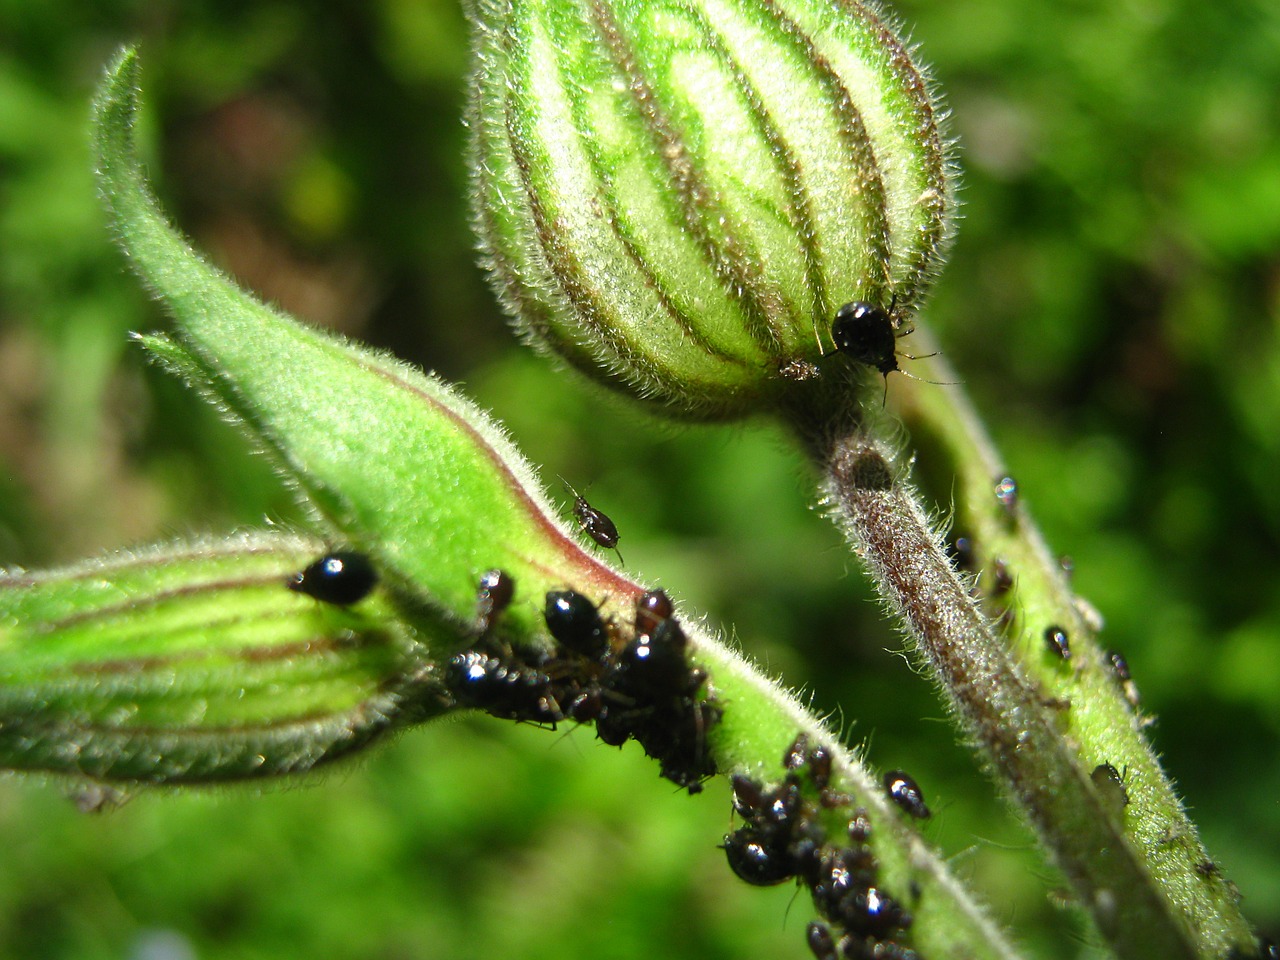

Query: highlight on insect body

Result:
[286,550,378,606]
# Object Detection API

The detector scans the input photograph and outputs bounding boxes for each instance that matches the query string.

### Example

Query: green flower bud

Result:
[0,534,439,783]
[469,0,956,417]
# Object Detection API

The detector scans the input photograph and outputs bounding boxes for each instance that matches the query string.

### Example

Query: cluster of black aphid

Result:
[282,550,717,790]
[444,570,719,792]
[723,735,921,960]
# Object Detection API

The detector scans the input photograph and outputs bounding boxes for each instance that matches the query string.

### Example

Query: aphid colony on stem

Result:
[724,734,923,960]
[447,573,719,792]
[283,549,717,791]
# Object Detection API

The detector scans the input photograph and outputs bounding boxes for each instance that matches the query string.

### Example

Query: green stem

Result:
[687,619,1025,960]
[788,339,1256,959]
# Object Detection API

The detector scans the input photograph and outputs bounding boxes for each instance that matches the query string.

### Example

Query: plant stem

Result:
[687,619,1026,960]
[785,346,1257,959]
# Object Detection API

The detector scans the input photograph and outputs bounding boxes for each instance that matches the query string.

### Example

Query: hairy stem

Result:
[787,349,1257,959]
[687,620,1025,960]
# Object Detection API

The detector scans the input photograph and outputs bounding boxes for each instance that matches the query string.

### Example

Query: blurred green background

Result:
[1,0,1278,957]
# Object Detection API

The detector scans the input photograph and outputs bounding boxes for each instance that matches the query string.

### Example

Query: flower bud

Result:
[469,0,955,417]
[0,534,438,783]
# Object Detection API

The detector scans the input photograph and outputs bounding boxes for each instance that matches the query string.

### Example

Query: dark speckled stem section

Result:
[821,432,1201,960]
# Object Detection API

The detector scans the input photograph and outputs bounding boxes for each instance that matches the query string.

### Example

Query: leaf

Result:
[93,47,635,648]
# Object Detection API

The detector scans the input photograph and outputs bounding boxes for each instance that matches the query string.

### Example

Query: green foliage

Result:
[0,1,1277,958]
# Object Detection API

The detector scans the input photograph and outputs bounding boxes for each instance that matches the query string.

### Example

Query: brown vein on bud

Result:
[3,694,406,782]
[469,19,611,381]
[553,38,754,369]
[834,0,951,313]
[505,102,675,401]
[35,574,304,632]
[63,637,357,676]
[588,0,786,356]
[754,0,894,320]
[676,1,825,350]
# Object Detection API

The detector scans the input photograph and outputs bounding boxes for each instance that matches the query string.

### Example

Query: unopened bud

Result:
[469,0,956,417]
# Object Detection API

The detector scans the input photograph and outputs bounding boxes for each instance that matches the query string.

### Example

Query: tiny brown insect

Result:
[560,477,623,562]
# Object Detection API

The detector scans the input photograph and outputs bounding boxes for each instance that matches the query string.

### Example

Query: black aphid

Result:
[723,833,795,887]
[544,589,608,659]
[832,301,901,375]
[884,770,931,820]
[806,921,838,960]
[1090,763,1129,814]
[287,550,377,606]
[445,649,562,725]
[635,588,674,637]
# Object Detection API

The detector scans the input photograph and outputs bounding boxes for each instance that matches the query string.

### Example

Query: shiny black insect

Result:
[594,604,719,790]
[544,589,608,659]
[723,832,795,887]
[1044,625,1071,661]
[287,550,377,606]
[615,618,699,698]
[884,770,931,820]
[830,300,951,402]
[562,479,621,553]
[475,568,515,634]
[812,847,910,939]
[847,807,872,845]
[1090,763,1129,813]
[723,773,808,886]
[784,733,843,806]
[806,921,838,960]
[832,301,902,375]
[445,649,562,724]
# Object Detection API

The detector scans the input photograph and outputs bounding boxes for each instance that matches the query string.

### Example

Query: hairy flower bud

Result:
[469,0,956,417]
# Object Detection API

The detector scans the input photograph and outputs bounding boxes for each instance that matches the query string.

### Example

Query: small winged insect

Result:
[560,477,623,563]
[287,550,377,606]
